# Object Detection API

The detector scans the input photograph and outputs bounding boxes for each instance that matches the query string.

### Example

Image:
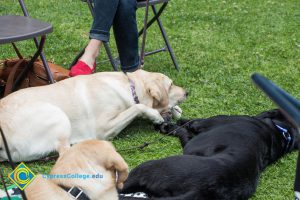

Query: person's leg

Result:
[113,0,140,72]
[70,0,119,76]
[79,39,101,68]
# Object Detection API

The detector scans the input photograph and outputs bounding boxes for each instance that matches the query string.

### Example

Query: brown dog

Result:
[25,140,128,200]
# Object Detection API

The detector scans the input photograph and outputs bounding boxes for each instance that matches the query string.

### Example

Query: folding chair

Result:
[251,73,300,199]
[0,0,54,93]
[70,0,179,71]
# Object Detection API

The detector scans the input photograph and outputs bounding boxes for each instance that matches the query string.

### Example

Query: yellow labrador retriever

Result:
[0,69,187,161]
[25,140,128,200]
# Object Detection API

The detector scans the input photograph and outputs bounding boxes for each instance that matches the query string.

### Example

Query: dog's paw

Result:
[138,104,164,124]
[171,105,182,119]
[154,122,168,133]
[153,115,164,124]
[158,122,170,134]
[161,111,172,123]
[117,183,124,190]
[148,109,164,124]
[155,122,179,134]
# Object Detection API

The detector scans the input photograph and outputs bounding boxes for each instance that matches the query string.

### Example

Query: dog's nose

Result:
[185,91,189,97]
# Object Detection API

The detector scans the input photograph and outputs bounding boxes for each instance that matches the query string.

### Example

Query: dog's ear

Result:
[148,85,162,103]
[256,109,284,120]
[106,151,129,189]
[292,135,300,150]
[115,157,128,189]
[148,83,169,108]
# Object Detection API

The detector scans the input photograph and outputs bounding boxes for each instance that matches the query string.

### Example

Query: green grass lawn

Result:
[0,0,299,199]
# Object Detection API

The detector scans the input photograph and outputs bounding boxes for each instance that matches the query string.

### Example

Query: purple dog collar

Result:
[129,78,140,104]
[124,72,140,104]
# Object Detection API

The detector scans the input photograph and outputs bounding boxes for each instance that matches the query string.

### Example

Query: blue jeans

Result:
[90,0,139,72]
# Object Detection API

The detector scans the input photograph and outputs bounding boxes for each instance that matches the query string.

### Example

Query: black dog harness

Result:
[59,185,90,200]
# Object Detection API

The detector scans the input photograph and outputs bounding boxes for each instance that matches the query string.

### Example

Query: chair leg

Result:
[152,5,180,71]
[140,0,150,66]
[104,42,118,71]
[69,48,85,69]
[18,0,29,17]
[138,2,168,37]
[39,52,55,83]
[13,36,49,91]
[19,0,55,83]
[137,4,168,57]
[86,0,94,17]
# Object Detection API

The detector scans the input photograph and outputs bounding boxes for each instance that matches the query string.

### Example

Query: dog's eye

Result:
[169,82,173,91]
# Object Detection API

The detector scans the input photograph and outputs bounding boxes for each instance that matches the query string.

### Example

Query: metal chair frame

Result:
[70,0,179,71]
[0,0,54,92]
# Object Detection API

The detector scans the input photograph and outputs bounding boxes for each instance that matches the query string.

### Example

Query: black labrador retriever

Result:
[121,109,299,200]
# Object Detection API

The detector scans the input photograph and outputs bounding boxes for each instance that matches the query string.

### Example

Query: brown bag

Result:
[0,58,70,97]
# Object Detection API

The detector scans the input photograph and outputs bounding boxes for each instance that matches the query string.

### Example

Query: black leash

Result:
[0,127,28,200]
[2,121,193,162]
[118,120,195,153]
[1,121,194,164]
